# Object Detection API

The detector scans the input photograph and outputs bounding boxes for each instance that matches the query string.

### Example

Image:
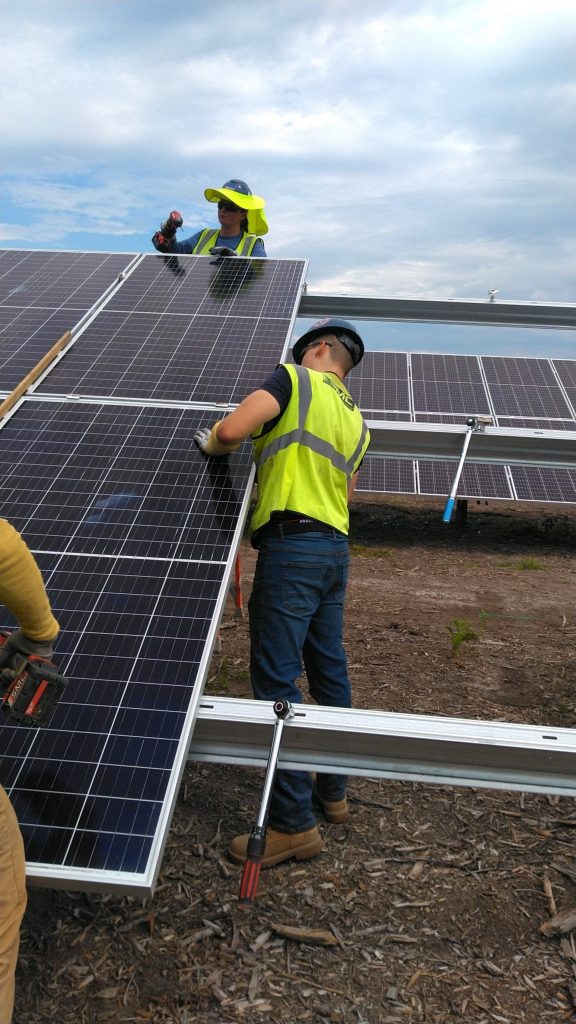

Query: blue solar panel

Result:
[0,250,135,390]
[36,256,307,404]
[352,350,576,503]
[0,399,255,884]
[0,253,307,891]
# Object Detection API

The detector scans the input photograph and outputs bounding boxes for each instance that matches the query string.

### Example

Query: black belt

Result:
[252,517,342,544]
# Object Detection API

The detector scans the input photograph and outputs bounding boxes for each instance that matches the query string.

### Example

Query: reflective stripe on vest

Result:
[192,228,260,256]
[251,364,370,535]
[256,366,368,479]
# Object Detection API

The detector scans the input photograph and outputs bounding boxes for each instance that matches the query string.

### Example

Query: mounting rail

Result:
[190,697,576,797]
[366,420,576,470]
[298,293,576,330]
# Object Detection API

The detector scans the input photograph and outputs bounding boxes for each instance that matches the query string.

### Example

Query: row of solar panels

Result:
[2,248,576,504]
[0,248,575,894]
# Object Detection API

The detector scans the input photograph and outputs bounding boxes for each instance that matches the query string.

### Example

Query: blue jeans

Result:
[249,531,351,832]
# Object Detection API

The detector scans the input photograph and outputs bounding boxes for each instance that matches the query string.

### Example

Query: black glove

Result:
[152,231,173,253]
[0,628,55,670]
[209,246,238,258]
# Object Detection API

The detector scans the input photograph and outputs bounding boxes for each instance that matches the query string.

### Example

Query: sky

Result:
[1,0,575,356]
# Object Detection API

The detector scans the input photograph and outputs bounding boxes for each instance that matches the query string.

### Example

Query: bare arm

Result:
[216,390,282,446]
[348,472,359,502]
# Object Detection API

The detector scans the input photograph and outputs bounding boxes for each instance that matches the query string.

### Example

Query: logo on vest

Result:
[322,374,356,410]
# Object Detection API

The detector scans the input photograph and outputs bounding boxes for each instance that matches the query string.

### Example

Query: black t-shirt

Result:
[257,364,293,435]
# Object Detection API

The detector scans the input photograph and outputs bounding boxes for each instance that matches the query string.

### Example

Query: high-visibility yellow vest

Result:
[251,364,370,536]
[193,228,260,256]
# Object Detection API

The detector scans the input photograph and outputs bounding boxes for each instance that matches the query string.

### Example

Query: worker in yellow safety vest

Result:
[0,520,61,1024]
[194,318,370,867]
[152,179,268,257]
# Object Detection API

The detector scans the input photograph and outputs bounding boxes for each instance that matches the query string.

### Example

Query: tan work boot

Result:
[229,827,325,868]
[316,794,350,824]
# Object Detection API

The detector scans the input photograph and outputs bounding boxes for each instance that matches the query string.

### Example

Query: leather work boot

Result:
[313,790,350,824]
[229,827,325,867]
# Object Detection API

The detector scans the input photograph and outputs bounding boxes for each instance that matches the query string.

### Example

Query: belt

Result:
[252,517,342,544]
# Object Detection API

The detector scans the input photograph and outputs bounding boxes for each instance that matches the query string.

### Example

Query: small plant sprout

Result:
[447,618,478,654]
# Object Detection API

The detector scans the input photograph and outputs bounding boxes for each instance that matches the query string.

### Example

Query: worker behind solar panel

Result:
[194,319,370,871]
[152,179,268,258]
[0,518,67,1024]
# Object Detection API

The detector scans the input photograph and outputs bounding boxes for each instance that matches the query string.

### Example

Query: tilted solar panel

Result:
[35,256,307,404]
[0,254,307,892]
[0,400,256,889]
[0,250,136,390]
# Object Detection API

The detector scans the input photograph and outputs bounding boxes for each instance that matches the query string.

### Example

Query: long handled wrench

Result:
[442,416,492,523]
[239,698,294,906]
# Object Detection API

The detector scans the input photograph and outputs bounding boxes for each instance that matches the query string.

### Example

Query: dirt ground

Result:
[14,496,576,1024]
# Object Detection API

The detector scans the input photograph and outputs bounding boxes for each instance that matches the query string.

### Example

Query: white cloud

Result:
[0,0,574,309]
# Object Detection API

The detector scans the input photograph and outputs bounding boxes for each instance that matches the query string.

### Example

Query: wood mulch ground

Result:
[14,496,576,1024]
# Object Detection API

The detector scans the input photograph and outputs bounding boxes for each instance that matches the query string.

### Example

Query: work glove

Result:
[209,246,238,258]
[152,231,173,253]
[0,628,56,683]
[194,421,241,457]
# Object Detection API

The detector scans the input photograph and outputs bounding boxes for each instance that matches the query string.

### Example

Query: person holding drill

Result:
[152,179,268,258]
[194,318,370,867]
[0,519,61,1024]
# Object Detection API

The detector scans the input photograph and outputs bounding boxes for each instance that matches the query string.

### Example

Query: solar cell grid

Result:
[489,383,572,419]
[106,255,304,320]
[357,457,415,493]
[0,307,72,391]
[554,360,576,390]
[497,417,576,430]
[418,460,512,499]
[0,251,136,392]
[0,395,257,885]
[0,548,226,874]
[511,467,576,503]
[36,258,306,404]
[410,353,483,383]
[412,379,491,415]
[0,401,253,563]
[0,250,133,310]
[481,356,558,387]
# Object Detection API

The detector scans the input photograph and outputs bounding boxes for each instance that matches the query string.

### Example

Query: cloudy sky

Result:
[1,0,575,355]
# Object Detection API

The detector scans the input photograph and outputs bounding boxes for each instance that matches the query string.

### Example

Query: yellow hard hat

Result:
[204,179,268,236]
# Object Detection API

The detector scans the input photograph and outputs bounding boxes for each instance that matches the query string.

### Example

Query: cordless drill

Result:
[0,630,68,726]
[152,211,183,252]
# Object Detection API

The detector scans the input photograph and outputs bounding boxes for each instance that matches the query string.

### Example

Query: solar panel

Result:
[0,400,256,887]
[0,253,307,892]
[35,256,307,404]
[0,250,136,391]
[418,460,512,500]
[356,457,415,494]
[511,466,576,503]
[349,350,576,504]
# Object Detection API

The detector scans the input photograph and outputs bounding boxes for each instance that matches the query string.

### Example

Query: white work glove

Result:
[194,421,241,457]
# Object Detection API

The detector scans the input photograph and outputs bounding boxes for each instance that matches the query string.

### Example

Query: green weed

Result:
[517,557,543,571]
[447,618,478,654]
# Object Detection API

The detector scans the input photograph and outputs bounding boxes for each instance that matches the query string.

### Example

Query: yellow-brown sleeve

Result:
[0,519,59,641]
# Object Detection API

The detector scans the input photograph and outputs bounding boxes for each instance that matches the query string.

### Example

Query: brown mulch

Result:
[14,496,576,1024]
